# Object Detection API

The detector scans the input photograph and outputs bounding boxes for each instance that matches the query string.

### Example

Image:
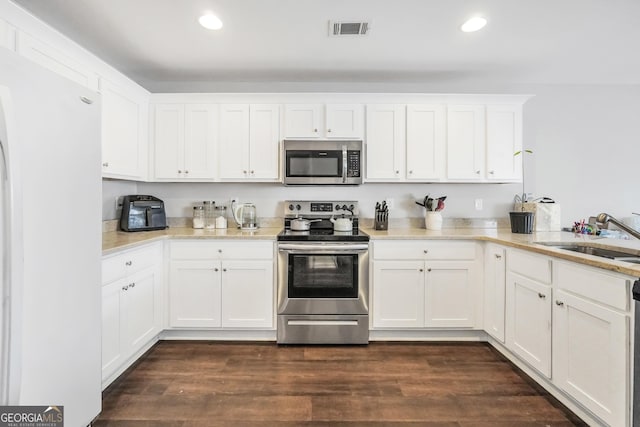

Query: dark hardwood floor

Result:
[95,341,586,426]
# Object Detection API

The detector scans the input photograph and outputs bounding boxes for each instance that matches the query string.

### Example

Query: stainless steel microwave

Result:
[283,140,363,185]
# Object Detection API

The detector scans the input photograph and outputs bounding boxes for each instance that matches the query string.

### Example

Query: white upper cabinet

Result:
[284,103,363,139]
[365,104,406,181]
[17,30,98,90]
[406,104,445,181]
[101,78,149,180]
[219,104,250,179]
[325,104,364,138]
[446,105,486,180]
[284,104,321,138]
[154,103,217,180]
[486,104,523,181]
[219,104,280,181]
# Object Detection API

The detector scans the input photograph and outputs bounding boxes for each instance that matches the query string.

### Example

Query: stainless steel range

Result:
[277,200,370,344]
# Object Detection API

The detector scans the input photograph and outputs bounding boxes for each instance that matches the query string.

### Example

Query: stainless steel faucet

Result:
[596,213,640,240]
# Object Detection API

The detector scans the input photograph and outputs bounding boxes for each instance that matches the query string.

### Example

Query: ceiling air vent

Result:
[329,21,370,36]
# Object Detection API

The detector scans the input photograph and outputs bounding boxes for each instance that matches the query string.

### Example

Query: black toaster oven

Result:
[119,195,168,232]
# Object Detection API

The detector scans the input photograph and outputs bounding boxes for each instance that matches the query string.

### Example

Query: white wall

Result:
[103,83,640,227]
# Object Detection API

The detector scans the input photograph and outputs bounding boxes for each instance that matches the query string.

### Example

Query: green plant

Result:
[514,149,533,209]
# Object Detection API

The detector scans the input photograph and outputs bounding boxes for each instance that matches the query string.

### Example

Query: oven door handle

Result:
[278,243,369,252]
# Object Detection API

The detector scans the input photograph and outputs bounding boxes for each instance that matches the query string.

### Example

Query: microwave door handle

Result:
[342,145,347,183]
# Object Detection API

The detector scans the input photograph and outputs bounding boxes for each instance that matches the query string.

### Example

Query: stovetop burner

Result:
[277,200,369,242]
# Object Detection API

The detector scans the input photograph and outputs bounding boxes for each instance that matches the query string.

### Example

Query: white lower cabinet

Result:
[169,260,222,328]
[168,240,274,329]
[484,244,506,342]
[505,271,552,378]
[101,243,162,386]
[552,262,630,427]
[372,241,479,329]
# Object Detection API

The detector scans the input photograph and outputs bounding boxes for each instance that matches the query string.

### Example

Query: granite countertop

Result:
[103,224,640,277]
[364,227,640,277]
[102,227,282,255]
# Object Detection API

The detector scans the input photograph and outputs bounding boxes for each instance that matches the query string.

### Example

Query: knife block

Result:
[374,218,388,230]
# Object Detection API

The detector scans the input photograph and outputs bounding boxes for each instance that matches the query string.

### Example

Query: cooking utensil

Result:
[330,216,353,232]
[290,217,322,231]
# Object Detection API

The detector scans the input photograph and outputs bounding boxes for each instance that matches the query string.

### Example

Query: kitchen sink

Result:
[537,243,640,264]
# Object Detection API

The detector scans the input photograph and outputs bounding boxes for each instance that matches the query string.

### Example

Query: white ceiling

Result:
[13,0,640,91]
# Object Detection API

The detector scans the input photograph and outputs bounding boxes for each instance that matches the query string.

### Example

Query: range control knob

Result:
[349,204,355,211]
[296,204,301,211]
[288,204,294,211]
[335,204,341,211]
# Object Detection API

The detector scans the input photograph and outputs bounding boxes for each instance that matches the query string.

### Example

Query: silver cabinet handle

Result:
[489,170,495,175]
[409,170,413,174]
[218,249,222,253]
[313,128,318,133]
[495,254,502,259]
[395,170,399,174]
[125,261,132,266]
[243,170,247,174]
[214,268,219,272]
[250,170,254,174]
[556,300,564,306]
[122,285,129,291]
[538,293,546,299]
[423,250,428,254]
[178,170,182,173]
[476,170,481,174]
[102,162,109,167]
[129,282,135,288]
[327,128,332,133]
[185,170,189,174]
[427,268,432,272]
[80,96,94,104]
[419,268,424,272]
[222,268,227,272]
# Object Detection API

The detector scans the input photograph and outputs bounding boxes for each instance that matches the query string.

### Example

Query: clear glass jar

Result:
[192,205,205,229]
[215,206,227,229]
[203,201,216,229]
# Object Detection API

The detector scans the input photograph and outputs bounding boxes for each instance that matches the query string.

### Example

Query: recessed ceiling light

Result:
[461,16,487,33]
[199,13,223,30]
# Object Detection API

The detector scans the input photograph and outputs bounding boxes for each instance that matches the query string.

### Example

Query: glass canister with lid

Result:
[215,205,227,229]
[203,200,216,229]
[192,205,205,229]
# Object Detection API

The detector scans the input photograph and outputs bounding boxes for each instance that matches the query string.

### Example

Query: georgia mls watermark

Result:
[0,406,63,427]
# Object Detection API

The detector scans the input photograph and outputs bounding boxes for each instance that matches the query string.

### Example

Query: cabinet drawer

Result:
[373,241,476,260]
[507,249,552,284]
[554,261,630,311]
[171,240,273,260]
[102,243,162,284]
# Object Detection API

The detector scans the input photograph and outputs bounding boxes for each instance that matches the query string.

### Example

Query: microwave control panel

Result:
[347,150,360,177]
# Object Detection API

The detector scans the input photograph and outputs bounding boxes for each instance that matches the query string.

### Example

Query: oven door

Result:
[277,243,369,315]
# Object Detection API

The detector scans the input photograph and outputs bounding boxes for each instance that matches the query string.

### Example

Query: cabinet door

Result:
[221,260,274,328]
[122,267,160,354]
[406,104,445,181]
[184,104,217,179]
[284,104,321,138]
[484,245,506,342]
[505,272,552,378]
[0,18,16,51]
[326,104,363,138]
[553,290,628,427]
[101,78,147,179]
[219,104,250,179]
[365,104,405,181]
[372,260,425,328]
[249,104,280,180]
[486,105,523,181]
[154,104,185,179]
[101,279,124,381]
[424,261,477,328]
[446,105,485,180]
[17,31,98,90]
[169,260,222,328]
